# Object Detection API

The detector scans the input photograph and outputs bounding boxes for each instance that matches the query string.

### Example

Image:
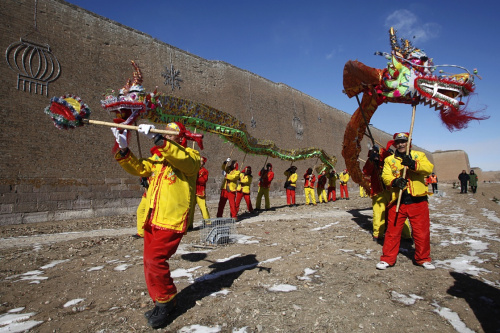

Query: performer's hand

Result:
[111,128,128,149]
[401,155,416,170]
[392,177,408,190]
[226,157,231,163]
[138,124,156,139]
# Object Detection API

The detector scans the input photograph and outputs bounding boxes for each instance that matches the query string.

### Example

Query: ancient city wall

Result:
[0,0,434,225]
[432,150,470,183]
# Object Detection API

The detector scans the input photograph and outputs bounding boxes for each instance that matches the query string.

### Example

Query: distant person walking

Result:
[469,170,478,193]
[458,170,470,194]
[428,172,438,194]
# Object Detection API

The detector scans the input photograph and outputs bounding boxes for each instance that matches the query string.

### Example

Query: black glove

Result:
[392,177,408,190]
[401,155,416,170]
[140,177,149,189]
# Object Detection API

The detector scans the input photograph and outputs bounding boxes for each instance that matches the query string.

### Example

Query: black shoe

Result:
[131,234,143,239]
[144,307,154,319]
[147,299,177,328]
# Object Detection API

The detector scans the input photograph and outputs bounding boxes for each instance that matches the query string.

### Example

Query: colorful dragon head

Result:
[100,61,160,125]
[342,27,486,191]
[376,27,478,130]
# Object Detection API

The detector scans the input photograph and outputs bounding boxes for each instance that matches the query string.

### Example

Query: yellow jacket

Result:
[225,169,241,192]
[220,162,231,190]
[339,172,349,184]
[327,173,338,187]
[237,173,253,194]
[382,150,433,203]
[116,141,200,232]
[284,171,298,187]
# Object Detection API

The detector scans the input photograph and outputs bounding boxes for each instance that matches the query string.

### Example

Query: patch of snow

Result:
[172,266,203,283]
[268,284,297,292]
[434,254,491,276]
[40,259,69,269]
[260,256,281,264]
[210,289,231,297]
[432,301,475,333]
[216,254,241,262]
[63,299,84,308]
[390,291,422,305]
[114,264,131,271]
[178,324,221,333]
[310,222,339,231]
[88,266,104,272]
[481,208,500,223]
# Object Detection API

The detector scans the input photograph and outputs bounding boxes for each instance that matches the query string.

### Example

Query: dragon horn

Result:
[389,27,400,54]
[131,60,143,86]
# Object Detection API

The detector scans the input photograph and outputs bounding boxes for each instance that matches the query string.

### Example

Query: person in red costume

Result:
[255,163,274,210]
[112,122,201,328]
[376,132,435,271]
[216,159,240,218]
[193,156,210,227]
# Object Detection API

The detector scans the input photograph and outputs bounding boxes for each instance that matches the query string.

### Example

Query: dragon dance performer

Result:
[339,170,350,200]
[327,169,338,202]
[363,145,412,242]
[134,147,163,238]
[284,165,298,206]
[255,163,274,210]
[111,122,201,328]
[376,132,435,271]
[193,156,210,226]
[235,166,254,214]
[317,169,328,203]
[304,168,317,205]
[217,159,240,218]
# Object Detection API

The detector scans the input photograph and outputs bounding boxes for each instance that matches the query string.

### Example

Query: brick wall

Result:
[0,0,433,224]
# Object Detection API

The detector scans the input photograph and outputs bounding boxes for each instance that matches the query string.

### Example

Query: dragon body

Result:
[88,61,336,169]
[342,27,484,190]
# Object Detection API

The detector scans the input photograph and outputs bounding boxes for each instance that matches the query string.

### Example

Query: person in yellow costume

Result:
[359,185,369,198]
[376,132,435,271]
[284,165,298,206]
[327,170,338,202]
[112,122,200,328]
[363,145,412,243]
[235,166,254,214]
[317,169,328,203]
[194,156,210,224]
[339,170,350,200]
[303,168,317,205]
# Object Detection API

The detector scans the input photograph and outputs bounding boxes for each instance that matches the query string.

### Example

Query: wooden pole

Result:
[395,104,417,213]
[83,119,178,135]
[134,121,143,159]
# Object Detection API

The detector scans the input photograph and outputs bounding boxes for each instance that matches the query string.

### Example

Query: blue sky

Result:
[66,1,499,172]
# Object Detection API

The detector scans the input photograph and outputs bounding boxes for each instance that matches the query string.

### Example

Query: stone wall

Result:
[431,150,471,183]
[0,0,433,225]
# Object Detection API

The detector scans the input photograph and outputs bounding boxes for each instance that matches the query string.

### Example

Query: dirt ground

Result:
[1,183,499,333]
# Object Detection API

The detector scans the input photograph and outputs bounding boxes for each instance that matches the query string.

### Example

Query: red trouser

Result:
[286,188,296,205]
[380,200,431,265]
[236,192,253,213]
[143,227,183,303]
[216,189,237,218]
[327,186,336,201]
[340,184,349,198]
[217,190,238,218]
